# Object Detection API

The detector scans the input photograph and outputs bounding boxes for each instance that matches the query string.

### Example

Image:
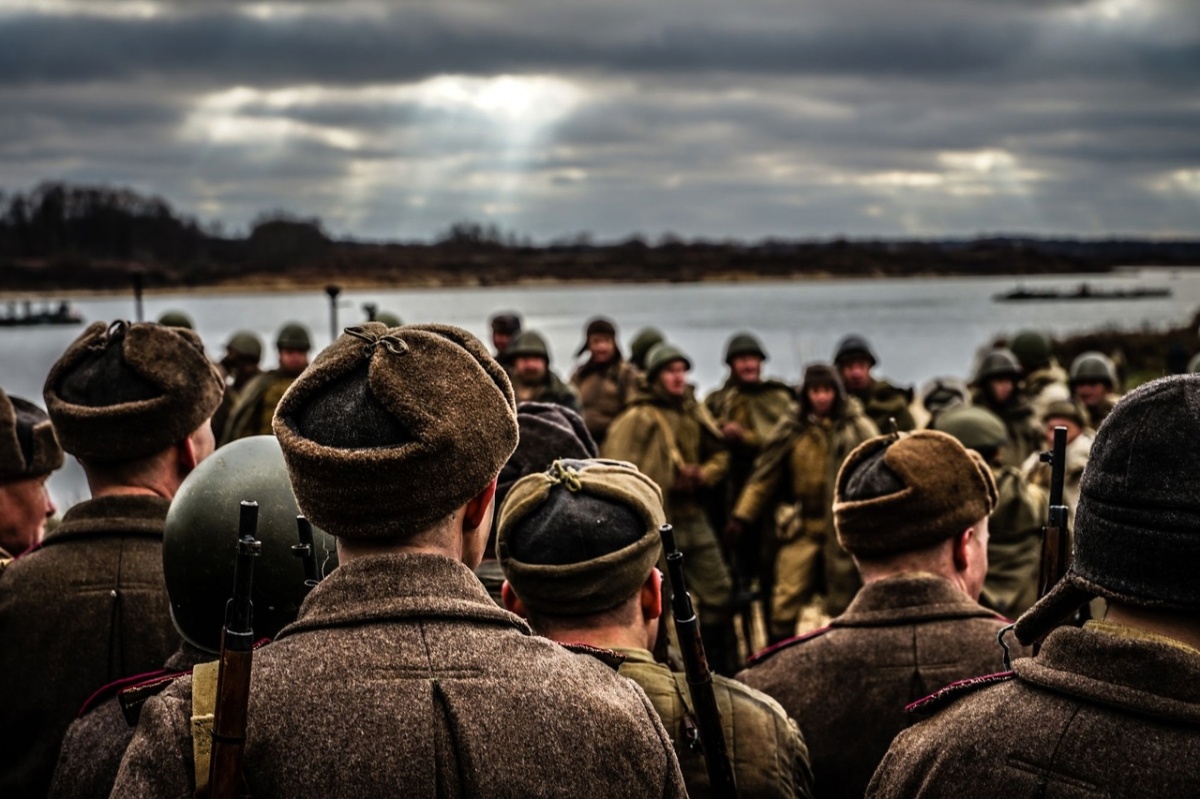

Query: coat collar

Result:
[277,552,532,639]
[831,573,1002,628]
[41,494,170,545]
[1015,625,1200,724]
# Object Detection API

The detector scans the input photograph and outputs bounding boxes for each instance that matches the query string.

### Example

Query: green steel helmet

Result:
[629,327,665,369]
[374,310,403,328]
[163,436,336,653]
[225,330,263,361]
[276,322,311,351]
[833,334,877,367]
[1010,330,1052,371]
[1070,351,1117,388]
[1190,353,1200,374]
[932,405,1008,452]
[506,330,551,361]
[724,332,768,365]
[974,348,1022,384]
[645,342,692,379]
[157,310,194,330]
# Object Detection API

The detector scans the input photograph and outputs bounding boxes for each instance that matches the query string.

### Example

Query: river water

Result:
[3,267,1192,507]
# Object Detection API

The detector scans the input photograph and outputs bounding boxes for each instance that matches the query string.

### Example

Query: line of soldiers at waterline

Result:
[0,318,1197,798]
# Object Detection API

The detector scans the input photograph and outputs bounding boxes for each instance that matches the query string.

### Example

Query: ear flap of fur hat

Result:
[0,388,63,481]
[274,323,518,540]
[43,321,224,462]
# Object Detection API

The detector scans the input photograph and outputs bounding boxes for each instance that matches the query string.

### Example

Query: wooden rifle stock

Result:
[660,524,737,799]
[1035,426,1070,652]
[209,501,261,799]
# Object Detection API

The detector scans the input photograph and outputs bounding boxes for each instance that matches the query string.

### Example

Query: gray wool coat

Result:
[737,573,1024,799]
[111,552,688,798]
[0,495,179,799]
[867,623,1200,798]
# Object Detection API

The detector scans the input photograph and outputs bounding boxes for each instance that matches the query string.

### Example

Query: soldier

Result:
[603,342,736,673]
[49,436,332,799]
[1009,329,1071,421]
[498,458,814,799]
[0,321,223,799]
[868,375,1200,798]
[727,364,877,638]
[570,316,640,444]
[489,311,522,367]
[221,322,311,444]
[1021,399,1093,529]
[156,309,193,329]
[629,326,665,374]
[506,330,581,411]
[932,406,1047,619]
[833,334,916,432]
[0,388,63,563]
[1070,350,1122,428]
[111,323,687,798]
[738,430,1025,799]
[475,402,598,604]
[211,330,264,441]
[918,376,970,427]
[970,348,1042,468]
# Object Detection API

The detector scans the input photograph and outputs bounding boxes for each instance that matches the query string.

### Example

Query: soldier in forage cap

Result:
[0,320,223,799]
[0,387,63,564]
[111,323,687,798]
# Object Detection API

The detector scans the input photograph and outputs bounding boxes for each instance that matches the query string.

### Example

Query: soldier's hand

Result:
[721,421,746,443]
[673,465,703,493]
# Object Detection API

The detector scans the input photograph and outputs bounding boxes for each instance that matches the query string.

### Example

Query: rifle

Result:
[1034,426,1069,652]
[292,515,321,590]
[209,501,262,799]
[660,524,737,799]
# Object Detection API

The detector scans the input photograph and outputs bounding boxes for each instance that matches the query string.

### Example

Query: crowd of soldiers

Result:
[0,303,1195,798]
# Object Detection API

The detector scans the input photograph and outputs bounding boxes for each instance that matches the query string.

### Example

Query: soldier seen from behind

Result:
[970,347,1043,468]
[222,322,311,444]
[868,375,1200,798]
[833,334,916,432]
[1069,350,1122,429]
[603,341,737,673]
[0,321,223,799]
[933,406,1047,619]
[112,323,688,798]
[498,458,814,799]
[506,330,581,412]
[738,429,1026,799]
[0,388,63,564]
[727,363,877,637]
[570,316,639,444]
[50,436,332,799]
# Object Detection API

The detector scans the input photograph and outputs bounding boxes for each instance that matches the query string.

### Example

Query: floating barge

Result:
[994,283,1172,302]
[0,300,84,327]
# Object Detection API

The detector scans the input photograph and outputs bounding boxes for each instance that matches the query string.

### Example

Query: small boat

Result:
[994,283,1172,302]
[0,300,84,327]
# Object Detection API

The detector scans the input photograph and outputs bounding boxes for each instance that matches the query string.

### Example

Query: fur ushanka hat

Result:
[0,389,62,481]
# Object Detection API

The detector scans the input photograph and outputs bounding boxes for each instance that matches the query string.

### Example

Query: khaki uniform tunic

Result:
[221,369,298,444]
[868,623,1200,798]
[111,553,687,798]
[0,495,180,799]
[615,647,814,799]
[737,573,1025,799]
[850,378,916,433]
[571,358,640,444]
[603,386,732,614]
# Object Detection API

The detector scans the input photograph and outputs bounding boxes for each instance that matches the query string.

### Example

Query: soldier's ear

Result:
[501,581,527,619]
[951,529,972,573]
[641,569,663,622]
[463,478,499,533]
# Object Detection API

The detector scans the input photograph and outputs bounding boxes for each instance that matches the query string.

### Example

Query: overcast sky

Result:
[1,0,1197,241]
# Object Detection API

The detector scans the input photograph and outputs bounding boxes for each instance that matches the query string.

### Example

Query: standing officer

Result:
[0,388,62,564]
[869,375,1200,798]
[571,317,639,444]
[833,334,916,432]
[739,430,1024,799]
[498,458,814,799]
[506,330,581,411]
[222,322,311,443]
[0,320,223,799]
[1069,350,1122,428]
[603,341,736,673]
[111,323,687,798]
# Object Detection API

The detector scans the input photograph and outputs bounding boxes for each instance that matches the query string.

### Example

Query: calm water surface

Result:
[3,268,1190,506]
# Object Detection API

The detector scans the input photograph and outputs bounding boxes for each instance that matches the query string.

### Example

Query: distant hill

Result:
[3,182,1200,292]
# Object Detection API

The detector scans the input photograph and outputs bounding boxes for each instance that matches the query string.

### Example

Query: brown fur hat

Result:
[43,321,224,462]
[274,323,518,540]
[0,389,63,482]
[497,459,665,616]
[834,430,998,558]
